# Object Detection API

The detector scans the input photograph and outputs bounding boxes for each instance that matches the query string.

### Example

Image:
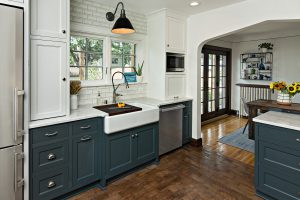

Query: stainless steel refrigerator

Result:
[0,5,24,200]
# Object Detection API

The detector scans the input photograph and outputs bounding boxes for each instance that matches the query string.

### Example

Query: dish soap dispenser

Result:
[97,92,101,105]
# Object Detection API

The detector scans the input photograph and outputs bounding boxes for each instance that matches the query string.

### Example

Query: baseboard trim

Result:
[191,138,202,147]
[201,114,229,126]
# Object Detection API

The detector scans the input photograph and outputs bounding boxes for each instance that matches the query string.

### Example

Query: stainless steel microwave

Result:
[166,53,185,72]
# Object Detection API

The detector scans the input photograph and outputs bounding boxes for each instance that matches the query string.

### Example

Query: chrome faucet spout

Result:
[112,71,130,104]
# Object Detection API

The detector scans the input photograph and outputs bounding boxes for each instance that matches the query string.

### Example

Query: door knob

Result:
[62,30,66,34]
[62,77,66,81]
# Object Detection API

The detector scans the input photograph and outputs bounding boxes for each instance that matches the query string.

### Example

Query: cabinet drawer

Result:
[72,118,98,135]
[258,124,300,150]
[31,124,69,145]
[32,140,68,172]
[259,141,300,172]
[257,165,300,200]
[32,168,68,200]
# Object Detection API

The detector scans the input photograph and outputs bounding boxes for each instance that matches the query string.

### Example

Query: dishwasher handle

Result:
[160,104,185,112]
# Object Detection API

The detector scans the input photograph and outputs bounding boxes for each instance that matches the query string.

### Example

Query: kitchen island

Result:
[253,111,300,200]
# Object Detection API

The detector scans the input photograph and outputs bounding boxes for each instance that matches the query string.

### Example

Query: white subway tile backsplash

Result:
[78,83,147,105]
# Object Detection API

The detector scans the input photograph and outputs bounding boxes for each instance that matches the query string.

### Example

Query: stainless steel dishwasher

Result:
[159,104,185,155]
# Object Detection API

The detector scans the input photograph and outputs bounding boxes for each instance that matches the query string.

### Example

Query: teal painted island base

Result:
[254,123,300,200]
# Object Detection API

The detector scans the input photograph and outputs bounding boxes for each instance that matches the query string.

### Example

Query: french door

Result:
[201,45,231,122]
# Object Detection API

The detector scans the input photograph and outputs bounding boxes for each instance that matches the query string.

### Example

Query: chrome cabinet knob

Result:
[296,138,300,142]
[135,134,138,137]
[48,180,56,189]
[131,135,135,138]
[47,153,56,161]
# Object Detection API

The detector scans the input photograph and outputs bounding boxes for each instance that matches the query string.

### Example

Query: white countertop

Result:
[29,97,193,129]
[253,111,300,131]
[29,105,108,129]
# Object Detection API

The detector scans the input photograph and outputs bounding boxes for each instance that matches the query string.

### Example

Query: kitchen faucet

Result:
[112,71,129,104]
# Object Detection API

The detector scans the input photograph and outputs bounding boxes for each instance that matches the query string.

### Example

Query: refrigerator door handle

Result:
[14,152,24,191]
[13,88,25,141]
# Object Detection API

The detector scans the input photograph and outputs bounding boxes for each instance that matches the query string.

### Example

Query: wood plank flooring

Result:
[70,116,261,200]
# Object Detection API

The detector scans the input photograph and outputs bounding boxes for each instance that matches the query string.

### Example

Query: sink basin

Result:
[93,103,142,116]
[100,103,159,134]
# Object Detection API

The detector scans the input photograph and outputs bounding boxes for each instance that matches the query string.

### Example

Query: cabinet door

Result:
[31,0,67,39]
[166,17,185,53]
[105,131,135,179]
[135,124,158,165]
[31,40,67,120]
[166,75,186,99]
[72,133,100,189]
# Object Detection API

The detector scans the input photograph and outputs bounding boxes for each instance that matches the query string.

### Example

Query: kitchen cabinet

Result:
[72,133,100,189]
[29,118,102,200]
[165,74,186,99]
[104,123,159,182]
[182,101,192,144]
[30,0,69,121]
[31,0,67,39]
[148,10,187,100]
[30,39,67,120]
[255,123,300,200]
[105,130,135,178]
[166,17,185,53]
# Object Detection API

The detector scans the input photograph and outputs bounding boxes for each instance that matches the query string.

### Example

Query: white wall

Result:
[230,35,300,110]
[186,0,300,139]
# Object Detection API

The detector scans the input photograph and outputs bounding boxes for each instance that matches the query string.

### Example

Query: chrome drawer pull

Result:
[296,138,300,142]
[48,181,56,189]
[45,131,58,137]
[81,136,92,142]
[48,153,56,161]
[80,125,91,130]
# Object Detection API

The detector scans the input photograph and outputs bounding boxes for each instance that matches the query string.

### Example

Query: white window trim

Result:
[70,32,140,87]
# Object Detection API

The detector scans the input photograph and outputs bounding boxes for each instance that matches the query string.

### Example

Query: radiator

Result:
[237,83,271,117]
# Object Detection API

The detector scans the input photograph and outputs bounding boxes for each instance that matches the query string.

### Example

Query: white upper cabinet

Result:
[166,16,186,53]
[165,74,186,99]
[30,40,67,120]
[31,0,67,39]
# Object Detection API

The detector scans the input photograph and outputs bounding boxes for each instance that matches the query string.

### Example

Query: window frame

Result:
[70,33,139,87]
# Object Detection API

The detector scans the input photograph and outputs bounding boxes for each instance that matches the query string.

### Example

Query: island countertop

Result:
[253,111,300,131]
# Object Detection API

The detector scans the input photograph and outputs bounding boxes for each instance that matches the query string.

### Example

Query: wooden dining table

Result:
[247,99,300,139]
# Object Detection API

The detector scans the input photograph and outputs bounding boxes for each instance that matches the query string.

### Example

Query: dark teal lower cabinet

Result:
[104,123,159,183]
[72,133,100,189]
[255,123,300,200]
[105,130,135,178]
[29,118,103,200]
[183,101,192,145]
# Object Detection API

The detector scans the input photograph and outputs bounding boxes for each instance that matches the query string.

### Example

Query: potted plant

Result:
[270,81,300,105]
[70,81,81,109]
[133,61,144,83]
[258,42,273,53]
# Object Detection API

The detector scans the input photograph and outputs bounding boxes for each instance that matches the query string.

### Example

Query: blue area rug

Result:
[218,127,254,153]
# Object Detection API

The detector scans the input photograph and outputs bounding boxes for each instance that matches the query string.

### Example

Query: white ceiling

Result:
[219,21,300,42]
[99,0,247,16]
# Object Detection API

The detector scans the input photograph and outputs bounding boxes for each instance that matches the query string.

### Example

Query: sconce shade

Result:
[112,14,135,34]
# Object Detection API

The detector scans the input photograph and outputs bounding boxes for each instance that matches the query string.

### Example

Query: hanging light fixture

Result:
[106,2,135,34]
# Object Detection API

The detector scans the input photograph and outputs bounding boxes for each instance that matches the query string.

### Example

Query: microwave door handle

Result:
[13,88,25,141]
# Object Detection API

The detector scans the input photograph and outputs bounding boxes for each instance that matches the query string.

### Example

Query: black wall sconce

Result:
[106,2,135,34]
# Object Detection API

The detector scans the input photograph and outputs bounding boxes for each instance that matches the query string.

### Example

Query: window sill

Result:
[81,81,147,88]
